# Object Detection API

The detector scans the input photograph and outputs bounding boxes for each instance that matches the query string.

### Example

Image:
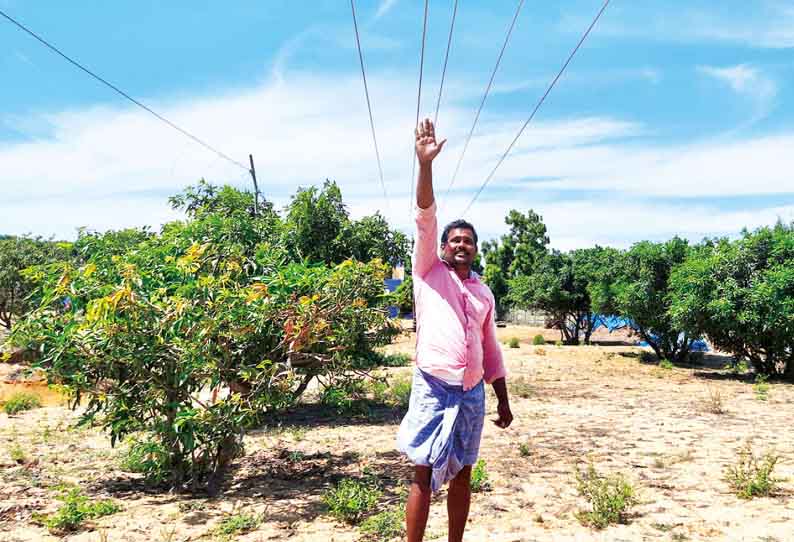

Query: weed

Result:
[724,442,781,499]
[3,391,41,415]
[359,505,405,540]
[532,334,546,346]
[320,382,369,415]
[672,534,689,541]
[753,375,770,401]
[659,359,674,370]
[323,478,381,524]
[703,387,726,414]
[119,435,170,485]
[534,347,547,357]
[287,450,306,462]
[511,376,533,399]
[214,512,260,536]
[555,340,563,347]
[651,522,674,532]
[574,463,638,529]
[8,441,26,464]
[470,459,490,492]
[375,352,412,367]
[178,500,207,513]
[508,337,520,349]
[728,359,749,374]
[388,374,412,408]
[35,488,121,533]
[518,442,531,457]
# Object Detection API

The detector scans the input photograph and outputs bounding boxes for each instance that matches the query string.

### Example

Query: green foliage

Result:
[724,442,781,499]
[519,442,531,457]
[36,489,121,533]
[9,183,400,490]
[323,478,381,524]
[555,340,563,347]
[597,238,697,363]
[481,210,550,316]
[470,459,490,492]
[753,375,770,401]
[670,222,794,378]
[119,435,171,485]
[531,334,545,346]
[214,512,261,536]
[388,374,412,408]
[392,275,414,316]
[0,235,71,329]
[8,440,26,463]
[320,381,368,415]
[2,391,41,414]
[659,359,674,370]
[575,463,638,529]
[359,505,405,540]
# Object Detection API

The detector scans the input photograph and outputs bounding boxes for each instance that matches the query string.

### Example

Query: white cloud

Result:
[373,0,399,21]
[697,64,778,105]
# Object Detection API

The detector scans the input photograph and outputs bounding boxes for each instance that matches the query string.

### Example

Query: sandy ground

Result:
[1,325,793,542]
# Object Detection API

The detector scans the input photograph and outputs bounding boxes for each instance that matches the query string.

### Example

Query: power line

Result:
[408,0,430,215]
[350,0,389,208]
[0,8,249,172]
[442,0,525,203]
[433,0,458,127]
[461,0,611,217]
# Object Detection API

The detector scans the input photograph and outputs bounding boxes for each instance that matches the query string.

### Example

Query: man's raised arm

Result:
[412,118,447,278]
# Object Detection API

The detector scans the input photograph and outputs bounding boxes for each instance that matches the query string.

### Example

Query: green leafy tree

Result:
[601,238,696,363]
[11,185,399,492]
[340,213,410,268]
[481,210,550,316]
[670,223,794,378]
[0,236,70,329]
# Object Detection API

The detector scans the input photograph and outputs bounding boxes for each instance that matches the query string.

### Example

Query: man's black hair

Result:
[441,219,478,245]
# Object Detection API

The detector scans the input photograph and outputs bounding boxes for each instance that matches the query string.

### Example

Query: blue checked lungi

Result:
[396,368,485,492]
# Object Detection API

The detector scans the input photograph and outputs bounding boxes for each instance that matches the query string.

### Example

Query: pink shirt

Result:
[412,202,506,392]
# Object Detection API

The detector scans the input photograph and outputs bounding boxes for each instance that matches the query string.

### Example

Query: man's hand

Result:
[415,118,446,165]
[493,400,513,429]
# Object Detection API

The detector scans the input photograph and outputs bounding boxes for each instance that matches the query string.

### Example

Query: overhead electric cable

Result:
[0,8,249,172]
[408,0,430,215]
[350,0,389,206]
[433,0,458,126]
[460,0,611,217]
[442,0,525,203]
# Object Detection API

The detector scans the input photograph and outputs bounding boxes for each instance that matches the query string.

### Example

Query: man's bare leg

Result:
[407,466,432,542]
[447,465,472,542]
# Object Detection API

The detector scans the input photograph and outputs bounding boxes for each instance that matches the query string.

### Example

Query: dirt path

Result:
[2,326,792,541]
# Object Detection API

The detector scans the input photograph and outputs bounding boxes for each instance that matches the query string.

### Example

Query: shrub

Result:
[703,387,726,415]
[534,347,547,357]
[753,375,770,401]
[508,337,520,348]
[3,391,41,414]
[574,463,638,529]
[555,340,563,347]
[724,443,781,499]
[8,441,26,463]
[35,489,120,533]
[532,334,545,346]
[323,478,381,524]
[659,359,674,370]
[214,512,260,536]
[470,459,490,492]
[320,381,368,415]
[512,376,533,399]
[388,374,412,408]
[519,442,531,457]
[359,505,405,540]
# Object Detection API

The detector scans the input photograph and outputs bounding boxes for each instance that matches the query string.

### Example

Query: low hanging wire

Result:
[408,0,430,216]
[433,0,459,127]
[460,0,612,217]
[442,0,525,205]
[0,8,249,173]
[350,0,390,210]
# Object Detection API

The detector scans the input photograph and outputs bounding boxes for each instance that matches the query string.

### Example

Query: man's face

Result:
[441,227,478,267]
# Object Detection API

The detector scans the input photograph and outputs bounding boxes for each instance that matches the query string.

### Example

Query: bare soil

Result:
[1,325,792,542]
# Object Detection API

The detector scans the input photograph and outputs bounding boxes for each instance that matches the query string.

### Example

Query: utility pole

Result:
[249,154,260,216]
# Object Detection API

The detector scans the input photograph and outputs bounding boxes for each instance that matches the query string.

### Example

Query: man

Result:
[397,118,513,542]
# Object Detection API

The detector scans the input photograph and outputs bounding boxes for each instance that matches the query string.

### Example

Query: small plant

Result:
[388,374,412,408]
[724,442,781,499]
[323,478,381,524]
[119,435,170,485]
[374,352,412,367]
[534,347,547,357]
[35,488,121,533]
[470,459,490,492]
[753,375,770,401]
[574,463,638,529]
[555,340,563,347]
[704,387,726,414]
[532,334,545,346]
[359,505,405,540]
[2,391,41,415]
[320,382,368,415]
[214,512,260,536]
[729,359,749,374]
[287,450,306,462]
[659,359,674,370]
[511,376,533,399]
[9,441,26,464]
[508,337,520,348]
[518,442,531,457]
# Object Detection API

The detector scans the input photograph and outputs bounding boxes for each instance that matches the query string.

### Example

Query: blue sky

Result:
[2,0,793,249]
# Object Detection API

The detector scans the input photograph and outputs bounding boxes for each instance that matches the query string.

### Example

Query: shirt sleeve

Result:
[482,290,507,384]
[412,201,439,279]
